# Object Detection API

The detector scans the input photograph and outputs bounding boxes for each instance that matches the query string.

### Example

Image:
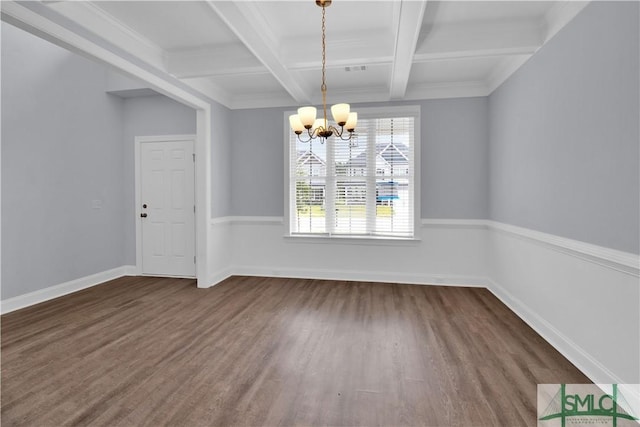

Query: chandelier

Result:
[289,0,357,143]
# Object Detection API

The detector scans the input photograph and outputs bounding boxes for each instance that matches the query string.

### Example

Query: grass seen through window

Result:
[297,205,394,217]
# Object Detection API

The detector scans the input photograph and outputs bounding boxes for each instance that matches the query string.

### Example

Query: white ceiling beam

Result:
[40,1,166,71]
[389,0,427,100]
[206,1,311,104]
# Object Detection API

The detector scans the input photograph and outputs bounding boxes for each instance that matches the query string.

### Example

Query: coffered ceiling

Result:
[41,0,589,109]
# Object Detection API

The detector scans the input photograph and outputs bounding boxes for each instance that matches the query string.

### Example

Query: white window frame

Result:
[284,105,421,241]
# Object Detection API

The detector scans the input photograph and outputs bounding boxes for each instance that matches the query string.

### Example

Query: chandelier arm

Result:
[309,127,320,141]
[296,127,316,143]
[319,124,350,141]
[337,130,354,141]
[327,125,340,136]
[296,133,312,143]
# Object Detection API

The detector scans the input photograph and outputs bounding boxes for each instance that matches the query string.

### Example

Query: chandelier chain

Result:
[321,5,326,92]
[321,4,328,128]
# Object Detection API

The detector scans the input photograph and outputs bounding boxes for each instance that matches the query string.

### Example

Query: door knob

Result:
[140,213,148,218]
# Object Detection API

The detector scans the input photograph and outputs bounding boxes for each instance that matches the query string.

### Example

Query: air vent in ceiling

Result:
[344,66,367,72]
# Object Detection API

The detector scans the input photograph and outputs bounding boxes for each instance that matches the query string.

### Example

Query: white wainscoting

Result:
[209,217,491,287]
[207,216,639,386]
[206,217,233,287]
[487,221,639,386]
[1,265,137,314]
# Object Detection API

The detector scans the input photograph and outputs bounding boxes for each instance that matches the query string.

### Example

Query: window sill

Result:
[283,234,421,246]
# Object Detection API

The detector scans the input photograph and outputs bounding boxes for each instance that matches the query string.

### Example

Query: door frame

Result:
[135,134,197,277]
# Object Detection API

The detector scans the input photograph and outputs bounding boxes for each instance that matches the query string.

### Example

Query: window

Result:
[286,106,420,239]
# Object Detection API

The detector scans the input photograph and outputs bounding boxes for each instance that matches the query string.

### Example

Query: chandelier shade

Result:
[330,103,350,125]
[297,107,317,128]
[289,0,357,143]
[344,112,357,131]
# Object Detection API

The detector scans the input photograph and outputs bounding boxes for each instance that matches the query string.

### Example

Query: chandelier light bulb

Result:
[298,106,317,129]
[289,114,305,134]
[331,103,350,126]
[345,112,358,131]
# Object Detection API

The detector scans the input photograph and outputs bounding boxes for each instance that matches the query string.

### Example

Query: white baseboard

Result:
[122,265,138,276]
[217,265,489,288]
[202,267,234,289]
[487,279,626,385]
[1,265,136,314]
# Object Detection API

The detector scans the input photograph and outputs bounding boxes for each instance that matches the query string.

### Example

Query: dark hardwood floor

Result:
[1,276,588,426]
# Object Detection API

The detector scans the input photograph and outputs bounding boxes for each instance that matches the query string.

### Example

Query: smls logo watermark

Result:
[538,384,640,426]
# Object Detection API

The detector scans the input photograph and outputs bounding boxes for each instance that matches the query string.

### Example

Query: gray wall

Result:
[122,95,197,265]
[210,102,232,218]
[1,22,125,299]
[1,22,204,297]
[230,98,490,219]
[421,98,489,219]
[230,107,286,216]
[489,1,639,254]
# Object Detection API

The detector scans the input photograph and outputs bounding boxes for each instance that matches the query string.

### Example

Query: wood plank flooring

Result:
[2,276,589,426]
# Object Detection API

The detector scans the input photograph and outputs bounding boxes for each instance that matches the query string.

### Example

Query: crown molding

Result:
[416,19,542,62]
[167,44,266,79]
[413,46,537,63]
[543,1,590,44]
[485,1,590,95]
[42,1,166,70]
[485,54,533,94]
[206,0,311,105]
[180,77,233,108]
[229,91,296,110]
[406,80,490,101]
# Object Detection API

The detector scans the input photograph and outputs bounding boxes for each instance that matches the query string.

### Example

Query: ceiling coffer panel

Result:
[45,1,587,109]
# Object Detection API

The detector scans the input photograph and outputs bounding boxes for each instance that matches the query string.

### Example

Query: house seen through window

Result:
[287,106,419,239]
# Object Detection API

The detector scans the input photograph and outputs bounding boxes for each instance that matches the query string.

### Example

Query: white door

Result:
[140,139,195,277]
